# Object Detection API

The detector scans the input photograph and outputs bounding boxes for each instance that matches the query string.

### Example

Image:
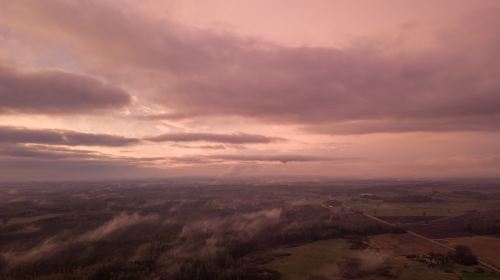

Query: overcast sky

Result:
[0,0,499,181]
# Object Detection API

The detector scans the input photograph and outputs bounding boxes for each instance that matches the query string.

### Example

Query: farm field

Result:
[264,239,351,280]
[368,233,449,255]
[1,179,500,279]
[263,232,496,280]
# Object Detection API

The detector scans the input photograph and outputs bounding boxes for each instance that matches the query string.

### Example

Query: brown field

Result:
[442,236,500,269]
[368,233,449,256]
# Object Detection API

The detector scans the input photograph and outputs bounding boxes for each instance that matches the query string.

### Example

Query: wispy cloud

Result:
[79,212,159,242]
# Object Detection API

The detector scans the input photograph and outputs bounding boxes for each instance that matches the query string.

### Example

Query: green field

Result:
[265,239,350,280]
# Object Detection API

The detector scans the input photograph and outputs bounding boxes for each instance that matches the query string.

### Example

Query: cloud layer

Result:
[3,1,500,134]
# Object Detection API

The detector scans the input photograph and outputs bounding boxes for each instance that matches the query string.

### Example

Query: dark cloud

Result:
[146,132,284,144]
[0,157,163,182]
[0,126,140,146]
[0,144,164,162]
[0,144,99,160]
[0,65,131,114]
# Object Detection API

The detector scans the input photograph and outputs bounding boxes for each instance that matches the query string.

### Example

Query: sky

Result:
[0,0,499,181]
